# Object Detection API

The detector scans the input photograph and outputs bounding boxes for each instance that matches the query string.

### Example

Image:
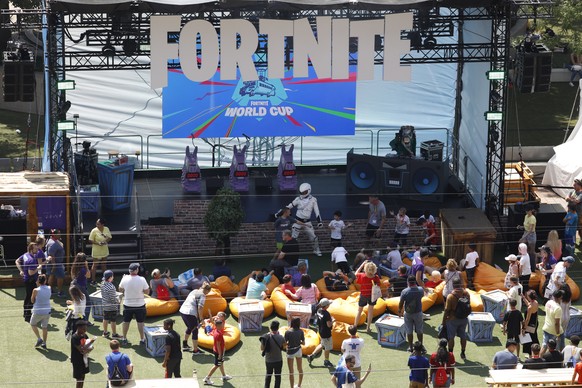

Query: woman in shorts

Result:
[285,317,305,388]
[89,218,112,286]
[354,261,381,332]
[30,274,51,348]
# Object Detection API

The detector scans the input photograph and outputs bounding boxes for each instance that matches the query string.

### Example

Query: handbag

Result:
[525,325,536,334]
[437,324,448,339]
[371,281,382,302]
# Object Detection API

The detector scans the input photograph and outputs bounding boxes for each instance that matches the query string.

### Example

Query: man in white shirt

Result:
[341,325,365,378]
[548,256,574,295]
[119,263,149,346]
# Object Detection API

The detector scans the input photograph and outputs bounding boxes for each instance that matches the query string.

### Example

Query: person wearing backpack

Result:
[261,320,285,388]
[442,279,471,359]
[562,335,581,368]
[105,339,133,386]
[429,338,455,387]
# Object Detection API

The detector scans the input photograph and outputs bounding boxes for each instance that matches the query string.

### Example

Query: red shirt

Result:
[576,362,582,383]
[211,328,225,354]
[429,352,456,376]
[426,221,439,245]
[280,283,296,296]
[356,273,380,298]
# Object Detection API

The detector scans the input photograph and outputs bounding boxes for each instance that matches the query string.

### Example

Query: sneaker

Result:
[41,342,47,349]
[102,331,110,337]
[570,82,575,87]
[221,375,232,381]
[139,339,146,346]
[323,360,334,368]
[314,250,322,257]
[203,377,213,385]
[461,351,466,359]
[183,341,192,351]
[307,354,314,365]
[192,349,204,355]
[111,333,122,339]
[35,338,43,347]
[120,338,129,346]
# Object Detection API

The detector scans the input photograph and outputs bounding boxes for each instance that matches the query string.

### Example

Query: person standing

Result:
[285,317,305,388]
[463,243,479,290]
[203,318,232,384]
[391,207,411,247]
[261,320,285,388]
[504,254,521,290]
[365,195,386,249]
[162,318,182,378]
[503,299,525,358]
[541,290,564,355]
[430,338,456,387]
[411,248,429,289]
[442,279,469,358]
[331,355,371,388]
[101,270,121,339]
[30,274,51,348]
[566,179,582,244]
[105,339,133,386]
[71,320,94,388]
[443,259,461,299]
[547,256,574,297]
[328,210,352,248]
[518,205,537,264]
[341,325,365,379]
[354,261,381,332]
[399,276,425,353]
[518,243,532,292]
[70,253,93,325]
[408,341,430,388]
[522,290,540,356]
[506,276,523,311]
[307,298,334,367]
[45,229,66,297]
[17,242,40,323]
[119,263,149,346]
[179,282,211,354]
[88,218,112,286]
[563,204,578,256]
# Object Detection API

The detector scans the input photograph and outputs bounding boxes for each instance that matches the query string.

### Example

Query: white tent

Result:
[542,79,582,198]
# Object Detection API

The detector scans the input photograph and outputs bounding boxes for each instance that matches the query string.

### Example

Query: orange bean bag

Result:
[346,293,386,318]
[433,282,445,305]
[202,289,228,318]
[211,276,240,299]
[385,291,437,315]
[145,296,179,317]
[270,287,298,318]
[239,272,280,295]
[537,273,580,302]
[403,256,443,272]
[228,296,274,319]
[473,262,506,292]
[279,327,320,355]
[315,278,358,300]
[529,271,542,291]
[467,289,484,312]
[197,323,241,351]
[331,321,353,351]
[328,296,366,326]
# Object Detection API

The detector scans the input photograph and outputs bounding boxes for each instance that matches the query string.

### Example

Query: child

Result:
[341,325,365,379]
[506,276,523,311]
[307,298,334,367]
[463,243,479,288]
[101,270,121,338]
[331,245,351,274]
[328,210,352,248]
[563,335,581,367]
[417,217,439,247]
[564,204,578,256]
[203,319,232,385]
[280,274,298,300]
[502,299,524,358]
[408,341,430,388]
[273,207,298,260]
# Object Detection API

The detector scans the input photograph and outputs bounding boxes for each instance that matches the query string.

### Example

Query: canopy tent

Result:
[542,80,582,198]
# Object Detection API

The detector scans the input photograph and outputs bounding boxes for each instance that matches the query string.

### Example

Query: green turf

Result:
[2,250,581,388]
[0,109,43,158]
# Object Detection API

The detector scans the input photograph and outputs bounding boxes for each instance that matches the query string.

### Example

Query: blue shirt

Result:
[565,212,578,237]
[106,351,132,380]
[401,286,424,314]
[408,354,429,383]
[46,238,65,264]
[246,274,271,300]
[493,349,518,370]
[333,365,357,388]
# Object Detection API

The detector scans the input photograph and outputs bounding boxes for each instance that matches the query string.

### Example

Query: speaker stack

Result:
[346,149,448,202]
[515,43,552,93]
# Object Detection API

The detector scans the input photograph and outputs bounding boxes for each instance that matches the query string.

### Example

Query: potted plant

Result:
[203,187,244,256]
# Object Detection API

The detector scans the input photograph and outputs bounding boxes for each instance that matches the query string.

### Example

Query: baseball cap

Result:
[504,254,518,262]
[102,270,114,281]
[318,298,332,308]
[129,263,140,272]
[564,256,575,264]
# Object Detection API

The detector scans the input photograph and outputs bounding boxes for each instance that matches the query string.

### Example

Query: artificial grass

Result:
[2,250,581,387]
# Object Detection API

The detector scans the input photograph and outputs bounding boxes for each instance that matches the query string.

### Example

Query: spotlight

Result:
[423,36,437,49]
[122,39,138,56]
[407,31,422,50]
[102,40,115,57]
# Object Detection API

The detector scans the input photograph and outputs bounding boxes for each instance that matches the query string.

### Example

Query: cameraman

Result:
[261,320,285,388]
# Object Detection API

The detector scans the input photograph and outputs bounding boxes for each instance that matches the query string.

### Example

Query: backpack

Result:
[109,353,126,386]
[454,292,472,319]
[260,334,272,357]
[156,283,170,301]
[434,362,448,386]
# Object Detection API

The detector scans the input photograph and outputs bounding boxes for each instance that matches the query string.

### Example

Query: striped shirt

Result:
[101,281,119,312]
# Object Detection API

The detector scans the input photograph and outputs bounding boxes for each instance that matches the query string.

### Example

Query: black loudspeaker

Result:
[346,150,381,194]
[515,43,552,93]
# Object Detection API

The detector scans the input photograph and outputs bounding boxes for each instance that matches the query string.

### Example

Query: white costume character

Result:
[276,183,323,256]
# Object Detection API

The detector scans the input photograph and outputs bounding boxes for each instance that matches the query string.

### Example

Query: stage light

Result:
[122,39,138,56]
[485,111,503,121]
[102,40,115,57]
[56,120,75,131]
[423,36,437,49]
[57,80,76,90]
[487,70,505,80]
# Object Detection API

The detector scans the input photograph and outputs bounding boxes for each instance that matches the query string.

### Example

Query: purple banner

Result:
[36,196,67,230]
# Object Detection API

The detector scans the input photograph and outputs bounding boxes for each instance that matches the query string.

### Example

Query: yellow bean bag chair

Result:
[331,321,355,351]
[315,278,357,300]
[202,289,228,318]
[467,289,484,312]
[346,292,386,318]
[270,287,297,318]
[473,262,506,292]
[279,327,320,355]
[529,271,542,291]
[197,323,241,351]
[211,276,240,299]
[385,291,437,315]
[537,273,580,302]
[145,295,179,317]
[433,281,446,305]
[239,272,280,295]
[328,297,366,326]
[228,296,274,319]
[403,256,443,272]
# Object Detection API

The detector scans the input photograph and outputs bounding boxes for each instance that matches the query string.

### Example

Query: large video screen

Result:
[162,67,356,138]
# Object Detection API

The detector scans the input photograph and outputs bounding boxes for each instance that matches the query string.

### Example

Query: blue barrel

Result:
[97,161,134,210]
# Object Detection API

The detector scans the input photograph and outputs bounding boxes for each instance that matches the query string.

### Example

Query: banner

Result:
[162,66,356,138]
